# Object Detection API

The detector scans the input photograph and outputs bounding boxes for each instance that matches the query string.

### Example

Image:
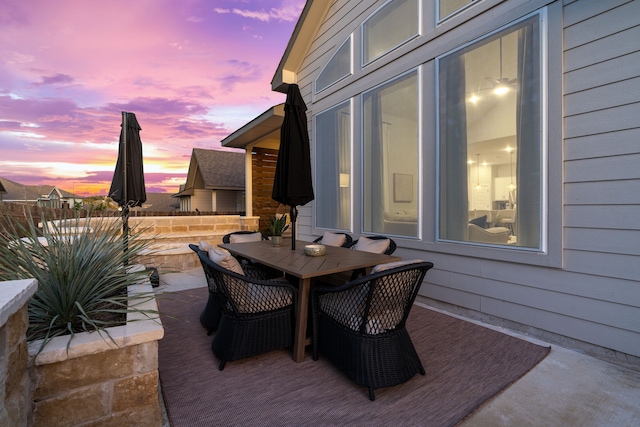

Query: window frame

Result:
[313,99,354,233]
[425,8,562,267]
[359,68,422,238]
[361,0,421,68]
[315,36,353,95]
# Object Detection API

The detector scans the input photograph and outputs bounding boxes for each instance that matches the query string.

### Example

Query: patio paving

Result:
[156,267,640,426]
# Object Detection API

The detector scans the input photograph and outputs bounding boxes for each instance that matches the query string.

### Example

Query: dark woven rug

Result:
[158,288,550,427]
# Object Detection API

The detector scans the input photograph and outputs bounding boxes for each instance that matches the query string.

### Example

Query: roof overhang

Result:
[173,188,194,197]
[271,0,332,92]
[221,104,285,150]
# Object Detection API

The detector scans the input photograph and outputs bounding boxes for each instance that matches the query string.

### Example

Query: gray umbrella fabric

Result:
[272,84,314,250]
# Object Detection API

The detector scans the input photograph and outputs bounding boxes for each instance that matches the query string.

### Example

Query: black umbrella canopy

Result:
[272,84,314,250]
[109,112,146,207]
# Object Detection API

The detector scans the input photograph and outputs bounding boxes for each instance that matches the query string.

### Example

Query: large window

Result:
[437,15,542,248]
[362,0,419,65]
[363,71,419,237]
[315,101,351,230]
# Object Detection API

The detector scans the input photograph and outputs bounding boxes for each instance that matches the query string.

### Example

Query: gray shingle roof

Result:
[0,177,42,202]
[193,148,245,189]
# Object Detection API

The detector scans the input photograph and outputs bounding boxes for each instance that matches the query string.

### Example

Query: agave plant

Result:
[0,206,157,352]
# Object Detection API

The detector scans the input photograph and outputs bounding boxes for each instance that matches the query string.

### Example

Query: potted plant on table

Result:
[268,214,289,246]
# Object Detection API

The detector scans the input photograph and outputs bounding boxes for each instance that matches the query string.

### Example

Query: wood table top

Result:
[219,239,401,279]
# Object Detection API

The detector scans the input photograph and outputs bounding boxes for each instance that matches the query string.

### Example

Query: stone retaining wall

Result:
[45,215,261,272]
[28,281,164,427]
[0,279,37,427]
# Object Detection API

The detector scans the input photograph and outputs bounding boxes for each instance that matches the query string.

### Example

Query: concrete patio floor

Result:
[155,267,640,426]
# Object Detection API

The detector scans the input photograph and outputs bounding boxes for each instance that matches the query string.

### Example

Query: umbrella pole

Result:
[290,206,297,250]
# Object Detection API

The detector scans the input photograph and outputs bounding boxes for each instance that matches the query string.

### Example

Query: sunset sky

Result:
[0,0,304,196]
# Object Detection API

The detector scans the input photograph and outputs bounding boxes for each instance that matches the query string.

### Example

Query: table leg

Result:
[292,277,311,362]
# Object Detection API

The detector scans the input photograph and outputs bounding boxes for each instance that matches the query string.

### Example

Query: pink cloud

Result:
[0,0,304,195]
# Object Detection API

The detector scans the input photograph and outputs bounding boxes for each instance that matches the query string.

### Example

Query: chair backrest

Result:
[316,261,433,335]
[351,235,396,255]
[313,231,353,247]
[494,209,516,223]
[191,243,221,294]
[222,231,267,244]
[197,251,294,314]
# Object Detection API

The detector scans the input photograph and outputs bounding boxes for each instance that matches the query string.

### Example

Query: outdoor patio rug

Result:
[157,287,550,427]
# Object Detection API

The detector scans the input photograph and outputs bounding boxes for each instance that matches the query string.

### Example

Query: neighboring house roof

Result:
[174,149,245,197]
[134,192,179,211]
[0,177,42,202]
[34,185,81,200]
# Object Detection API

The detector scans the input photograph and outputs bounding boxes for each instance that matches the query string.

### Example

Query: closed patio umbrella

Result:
[272,84,314,250]
[109,112,146,258]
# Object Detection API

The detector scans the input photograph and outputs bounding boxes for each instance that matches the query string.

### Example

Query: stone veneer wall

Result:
[0,279,38,427]
[27,281,164,427]
[134,215,260,271]
[50,215,261,272]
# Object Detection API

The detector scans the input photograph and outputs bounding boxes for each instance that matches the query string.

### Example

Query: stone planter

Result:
[28,278,165,427]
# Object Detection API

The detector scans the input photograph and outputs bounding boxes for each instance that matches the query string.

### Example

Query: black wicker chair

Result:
[313,231,353,248]
[311,260,434,400]
[348,236,398,281]
[222,231,270,265]
[190,244,223,334]
[192,243,282,335]
[197,250,297,370]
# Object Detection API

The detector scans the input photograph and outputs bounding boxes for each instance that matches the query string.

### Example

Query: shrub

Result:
[0,206,156,353]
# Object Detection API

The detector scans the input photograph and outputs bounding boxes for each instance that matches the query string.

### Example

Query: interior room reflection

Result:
[466,32,518,245]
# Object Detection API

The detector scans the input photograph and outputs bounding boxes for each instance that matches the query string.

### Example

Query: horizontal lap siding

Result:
[296,0,373,241]
[563,0,640,265]
[298,0,640,357]
[547,0,639,354]
[425,0,640,356]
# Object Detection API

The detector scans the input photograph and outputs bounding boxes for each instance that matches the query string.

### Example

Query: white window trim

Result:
[431,9,559,267]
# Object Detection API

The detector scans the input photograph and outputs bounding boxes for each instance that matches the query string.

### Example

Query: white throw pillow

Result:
[229,232,263,243]
[198,241,213,252]
[371,259,424,274]
[353,237,390,254]
[208,247,245,275]
[320,231,346,247]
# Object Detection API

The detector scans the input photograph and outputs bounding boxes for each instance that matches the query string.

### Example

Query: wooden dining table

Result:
[219,239,401,362]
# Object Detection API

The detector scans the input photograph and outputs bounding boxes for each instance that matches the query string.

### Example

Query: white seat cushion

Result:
[319,231,346,247]
[229,232,263,243]
[353,237,390,254]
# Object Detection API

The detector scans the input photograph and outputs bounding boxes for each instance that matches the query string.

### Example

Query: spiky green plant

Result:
[0,206,157,353]
[268,214,289,236]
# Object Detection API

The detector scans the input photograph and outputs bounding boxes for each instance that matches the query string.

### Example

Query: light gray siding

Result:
[192,189,213,212]
[293,0,640,359]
